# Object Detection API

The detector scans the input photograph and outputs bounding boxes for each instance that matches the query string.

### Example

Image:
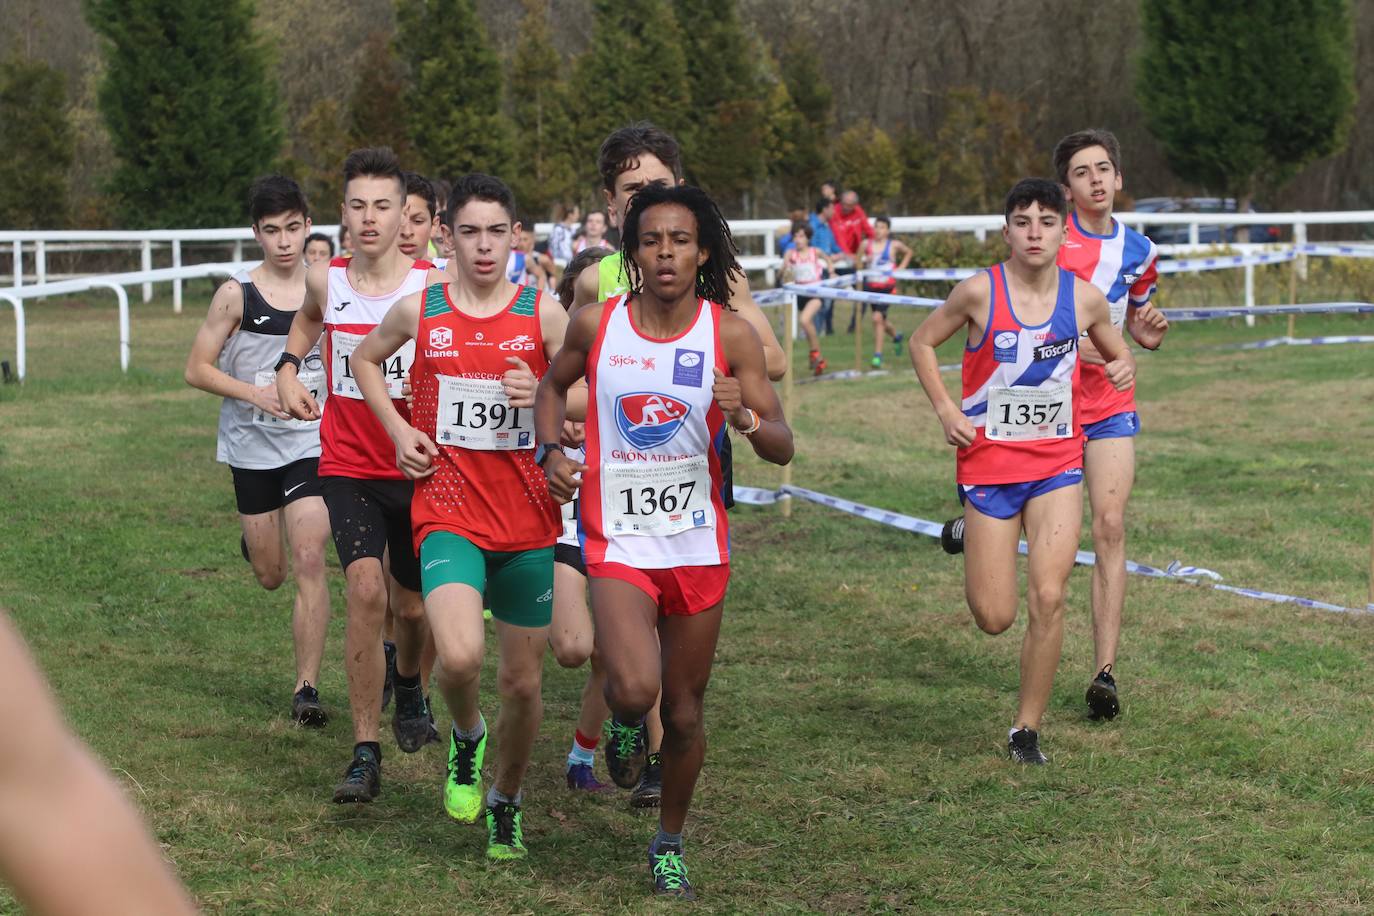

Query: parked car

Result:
[1131,197,1283,245]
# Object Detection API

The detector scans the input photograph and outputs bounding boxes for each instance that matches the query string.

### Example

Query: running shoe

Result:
[391,681,431,753]
[649,841,695,899]
[381,640,397,711]
[940,516,965,555]
[1008,728,1048,765]
[291,681,327,728]
[813,357,827,376]
[444,724,486,823]
[566,762,610,792]
[893,331,904,351]
[239,534,250,563]
[604,716,647,789]
[629,752,662,808]
[870,354,883,369]
[486,799,527,860]
[332,748,381,803]
[1086,665,1120,720]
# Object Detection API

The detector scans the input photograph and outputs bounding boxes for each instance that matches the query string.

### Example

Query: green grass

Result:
[1,288,1373,914]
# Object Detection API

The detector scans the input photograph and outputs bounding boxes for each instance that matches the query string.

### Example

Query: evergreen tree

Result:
[0,55,72,228]
[571,0,692,188]
[772,37,833,207]
[396,0,514,181]
[833,121,901,210]
[349,30,413,161]
[509,0,579,218]
[1137,0,1354,216]
[85,0,283,228]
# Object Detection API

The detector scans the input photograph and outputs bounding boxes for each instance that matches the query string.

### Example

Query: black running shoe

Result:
[392,680,430,753]
[1086,664,1120,720]
[240,534,250,563]
[649,841,696,899]
[332,748,381,803]
[630,752,662,808]
[604,716,647,789]
[291,681,327,727]
[941,516,965,555]
[1008,728,1048,765]
[381,640,397,711]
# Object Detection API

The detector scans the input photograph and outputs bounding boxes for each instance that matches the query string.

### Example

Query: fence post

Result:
[780,292,796,518]
[233,239,243,263]
[763,228,776,288]
[11,240,21,290]
[1188,222,1199,246]
[0,294,23,381]
[94,282,132,372]
[1243,263,1255,327]
[141,240,153,302]
[1294,221,1308,281]
[172,240,183,313]
[35,241,46,285]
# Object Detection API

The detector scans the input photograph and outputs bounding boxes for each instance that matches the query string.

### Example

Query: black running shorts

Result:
[230,457,321,515]
[320,476,421,592]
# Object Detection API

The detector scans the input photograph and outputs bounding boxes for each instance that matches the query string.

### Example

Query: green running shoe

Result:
[603,716,647,789]
[649,841,695,899]
[486,799,527,861]
[870,354,883,369]
[444,722,486,823]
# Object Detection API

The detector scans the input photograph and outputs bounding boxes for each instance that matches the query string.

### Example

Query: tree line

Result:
[0,0,1359,230]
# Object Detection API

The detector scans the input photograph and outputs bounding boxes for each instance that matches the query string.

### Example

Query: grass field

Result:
[1,282,1373,914]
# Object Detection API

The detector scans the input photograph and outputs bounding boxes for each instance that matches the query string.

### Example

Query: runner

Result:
[573,209,610,255]
[908,179,1136,764]
[276,147,434,803]
[398,170,439,262]
[304,231,335,266]
[184,174,332,727]
[350,173,567,860]
[782,222,835,375]
[1052,129,1168,719]
[535,183,794,897]
[861,216,913,367]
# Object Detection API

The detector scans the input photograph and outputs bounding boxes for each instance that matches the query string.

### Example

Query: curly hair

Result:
[619,183,742,309]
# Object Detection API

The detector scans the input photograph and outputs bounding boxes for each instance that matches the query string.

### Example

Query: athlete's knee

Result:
[1028,581,1067,618]
[497,663,543,705]
[435,643,483,683]
[290,541,327,579]
[253,564,287,591]
[549,625,593,669]
[659,693,704,744]
[603,673,657,719]
[967,590,1015,634]
[1092,507,1127,550]
[345,569,388,616]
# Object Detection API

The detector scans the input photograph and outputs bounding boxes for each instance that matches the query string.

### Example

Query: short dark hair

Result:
[874,215,891,228]
[556,248,610,311]
[249,175,309,225]
[1051,128,1122,186]
[620,183,742,308]
[791,221,813,239]
[445,173,518,226]
[431,177,452,211]
[305,231,334,256]
[342,147,404,198]
[814,198,832,215]
[597,122,684,191]
[1004,179,1067,221]
[403,171,437,219]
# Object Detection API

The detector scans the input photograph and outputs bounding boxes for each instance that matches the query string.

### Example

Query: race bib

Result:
[603,456,714,537]
[434,375,534,450]
[331,330,413,400]
[985,383,1073,441]
[253,364,324,429]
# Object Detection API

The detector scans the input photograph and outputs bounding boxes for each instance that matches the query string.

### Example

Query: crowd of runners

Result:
[169,121,1169,901]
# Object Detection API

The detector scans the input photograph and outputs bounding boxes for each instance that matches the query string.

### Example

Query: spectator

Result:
[775,208,807,256]
[820,181,838,203]
[304,231,334,266]
[808,199,842,333]
[337,224,352,257]
[831,189,874,262]
[548,202,580,264]
[573,209,610,254]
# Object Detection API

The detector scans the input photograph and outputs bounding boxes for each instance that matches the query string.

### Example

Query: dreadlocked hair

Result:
[619,183,742,309]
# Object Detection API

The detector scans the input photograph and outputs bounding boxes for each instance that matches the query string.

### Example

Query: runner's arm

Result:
[1126,301,1169,350]
[183,279,288,420]
[1079,283,1136,391]
[536,291,585,420]
[276,261,329,420]
[569,261,600,313]
[727,271,787,381]
[909,275,982,448]
[718,315,793,466]
[353,293,437,479]
[0,614,199,916]
[893,240,913,271]
[535,305,600,503]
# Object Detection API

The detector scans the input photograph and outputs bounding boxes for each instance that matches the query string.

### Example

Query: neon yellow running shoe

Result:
[486,799,527,860]
[444,721,486,823]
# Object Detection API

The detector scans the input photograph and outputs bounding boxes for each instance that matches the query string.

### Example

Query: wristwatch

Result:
[274,351,302,373]
[535,443,565,467]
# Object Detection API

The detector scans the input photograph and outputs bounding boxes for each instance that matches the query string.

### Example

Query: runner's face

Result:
[450,199,516,289]
[303,239,332,265]
[252,210,310,269]
[584,211,606,238]
[1003,202,1064,269]
[1063,145,1121,216]
[606,154,677,228]
[633,202,708,303]
[792,229,808,249]
[398,193,436,259]
[341,175,405,257]
[874,222,889,240]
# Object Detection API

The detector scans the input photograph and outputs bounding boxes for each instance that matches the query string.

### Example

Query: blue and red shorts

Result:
[1083,410,1140,441]
[958,468,1083,520]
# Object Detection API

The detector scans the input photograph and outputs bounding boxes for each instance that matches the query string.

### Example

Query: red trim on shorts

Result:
[586,562,730,617]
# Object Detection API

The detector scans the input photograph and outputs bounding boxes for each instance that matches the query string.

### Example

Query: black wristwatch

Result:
[274,351,302,373]
[535,443,565,467]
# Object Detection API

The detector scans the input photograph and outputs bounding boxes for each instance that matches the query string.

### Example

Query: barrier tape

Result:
[782,283,944,308]
[1161,302,1374,321]
[1156,249,1297,274]
[1300,243,1374,258]
[1230,334,1374,351]
[733,484,1372,615]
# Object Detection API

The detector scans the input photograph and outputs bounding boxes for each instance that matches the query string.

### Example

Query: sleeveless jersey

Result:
[557,444,585,548]
[408,283,560,552]
[319,256,432,479]
[786,248,823,284]
[958,263,1083,484]
[215,269,323,469]
[581,295,730,568]
[865,238,896,291]
[597,251,630,300]
[506,251,528,284]
[1058,213,1158,424]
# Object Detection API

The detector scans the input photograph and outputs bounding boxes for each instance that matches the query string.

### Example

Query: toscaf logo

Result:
[615,392,690,449]
[993,331,1018,363]
[429,327,453,350]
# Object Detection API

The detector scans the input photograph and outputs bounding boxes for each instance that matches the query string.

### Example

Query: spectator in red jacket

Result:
[831,189,874,260]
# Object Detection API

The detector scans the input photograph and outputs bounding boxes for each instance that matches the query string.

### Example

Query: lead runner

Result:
[535,183,793,899]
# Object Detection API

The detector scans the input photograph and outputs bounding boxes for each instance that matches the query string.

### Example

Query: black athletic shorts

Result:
[553,542,586,576]
[320,476,421,592]
[862,283,893,315]
[230,457,321,515]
